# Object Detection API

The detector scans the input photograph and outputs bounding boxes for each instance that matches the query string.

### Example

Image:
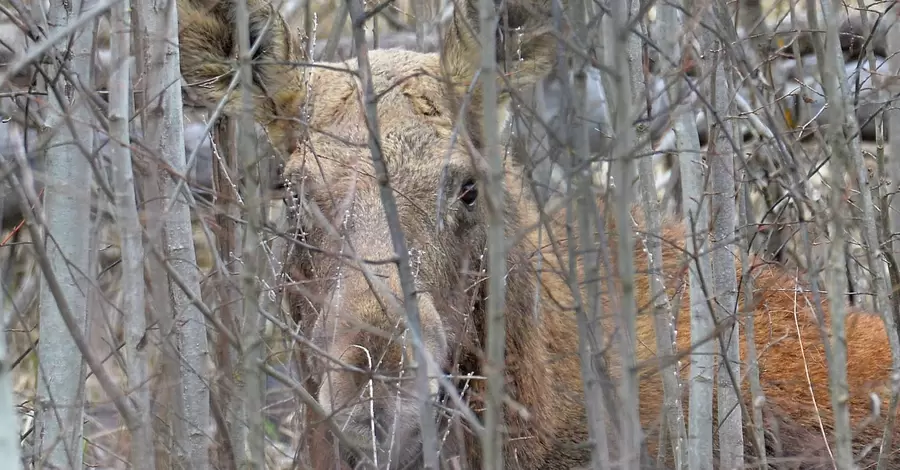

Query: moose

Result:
[176,0,898,467]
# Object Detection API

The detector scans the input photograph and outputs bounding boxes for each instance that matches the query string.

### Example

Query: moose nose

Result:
[320,361,398,441]
[319,331,401,405]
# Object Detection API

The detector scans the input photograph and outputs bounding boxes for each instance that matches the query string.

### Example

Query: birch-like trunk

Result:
[805,0,855,466]
[701,5,743,468]
[881,15,900,470]
[848,0,897,353]
[232,0,266,466]
[108,0,154,465]
[475,0,506,466]
[137,0,210,466]
[634,43,689,470]
[888,4,900,261]
[680,5,715,468]
[33,0,95,466]
[604,0,641,465]
[737,160,766,469]
[629,4,690,470]
[682,125,714,470]
[652,2,700,467]
[567,0,611,467]
[126,5,179,467]
[656,1,713,468]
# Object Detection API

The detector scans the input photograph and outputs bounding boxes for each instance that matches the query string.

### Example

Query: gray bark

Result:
[33,0,95,466]
[127,3,178,466]
[567,0,611,467]
[108,0,154,465]
[888,5,900,262]
[806,0,856,467]
[701,5,744,468]
[738,161,766,469]
[647,0,693,465]
[476,0,506,465]
[604,0,642,466]
[654,1,714,468]
[231,0,266,467]
[682,15,716,470]
[137,0,210,466]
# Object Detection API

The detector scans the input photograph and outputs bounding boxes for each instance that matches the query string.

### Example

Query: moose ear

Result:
[439,0,568,133]
[178,0,310,156]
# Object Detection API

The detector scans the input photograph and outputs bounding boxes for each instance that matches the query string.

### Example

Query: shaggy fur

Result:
[177,0,899,468]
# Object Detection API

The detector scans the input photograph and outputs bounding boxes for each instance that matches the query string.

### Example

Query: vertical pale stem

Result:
[656,1,713,468]
[805,0,854,466]
[682,7,714,466]
[637,14,688,469]
[882,12,900,470]
[629,2,690,468]
[569,0,611,467]
[738,163,766,469]
[887,0,900,262]
[109,0,154,466]
[232,0,266,468]
[478,0,506,467]
[33,0,94,466]
[138,0,211,466]
[702,5,743,467]
[605,0,641,465]
[654,1,698,466]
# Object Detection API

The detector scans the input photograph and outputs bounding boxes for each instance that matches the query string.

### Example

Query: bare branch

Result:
[605,0,642,465]
[108,0,154,464]
[805,0,858,465]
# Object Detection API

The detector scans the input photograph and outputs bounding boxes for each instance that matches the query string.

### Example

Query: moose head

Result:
[177,0,593,467]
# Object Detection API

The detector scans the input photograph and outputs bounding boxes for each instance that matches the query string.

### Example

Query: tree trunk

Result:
[33,0,96,466]
[136,0,211,467]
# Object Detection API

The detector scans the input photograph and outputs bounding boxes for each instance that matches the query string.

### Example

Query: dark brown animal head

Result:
[178,0,583,467]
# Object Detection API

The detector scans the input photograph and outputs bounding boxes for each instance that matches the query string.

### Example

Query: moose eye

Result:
[458,179,478,208]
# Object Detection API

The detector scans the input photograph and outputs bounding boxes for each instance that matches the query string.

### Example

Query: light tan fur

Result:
[177,0,899,468]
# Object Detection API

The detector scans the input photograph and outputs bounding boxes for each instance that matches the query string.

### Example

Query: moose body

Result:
[176,0,899,468]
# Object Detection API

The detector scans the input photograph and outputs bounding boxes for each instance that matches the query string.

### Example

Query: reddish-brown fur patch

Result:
[543,205,897,468]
